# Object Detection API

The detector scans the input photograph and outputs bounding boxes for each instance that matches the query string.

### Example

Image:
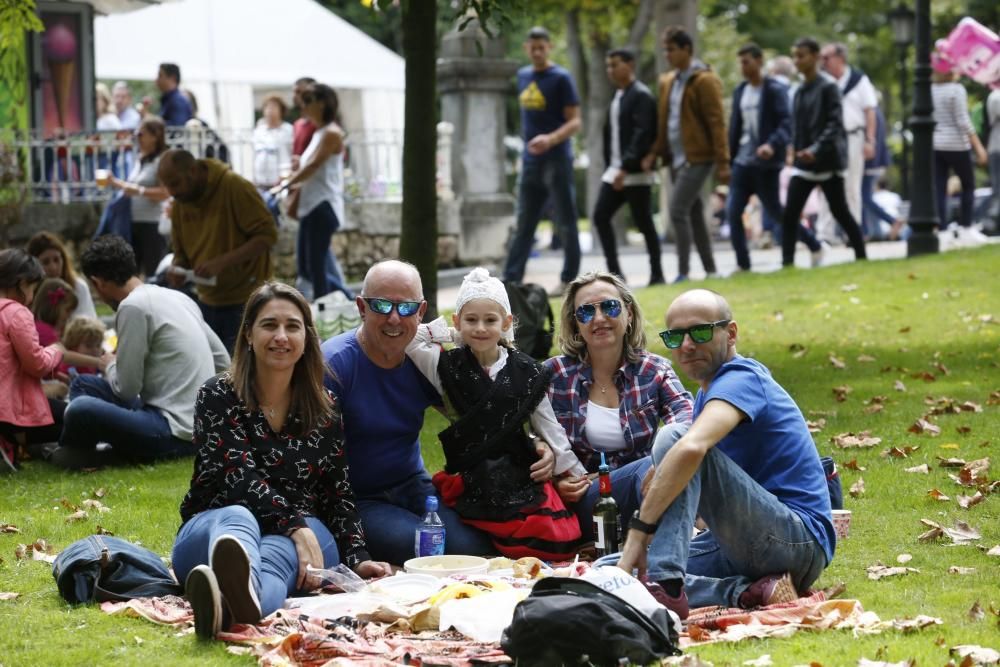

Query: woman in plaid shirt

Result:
[545,271,693,539]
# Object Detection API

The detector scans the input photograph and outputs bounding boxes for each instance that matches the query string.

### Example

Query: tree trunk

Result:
[654,0,698,73]
[627,0,655,52]
[583,24,612,225]
[399,0,439,318]
[565,10,588,104]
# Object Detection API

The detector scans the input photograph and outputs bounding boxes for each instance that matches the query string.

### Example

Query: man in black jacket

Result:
[727,43,824,271]
[782,38,866,267]
[592,48,663,285]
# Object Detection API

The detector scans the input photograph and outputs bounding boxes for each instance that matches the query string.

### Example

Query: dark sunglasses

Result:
[660,320,730,349]
[575,299,622,324]
[362,297,421,318]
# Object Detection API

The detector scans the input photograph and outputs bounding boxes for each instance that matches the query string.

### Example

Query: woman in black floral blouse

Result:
[171,282,391,640]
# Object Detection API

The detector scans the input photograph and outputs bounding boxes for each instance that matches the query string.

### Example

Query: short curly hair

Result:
[80,235,138,286]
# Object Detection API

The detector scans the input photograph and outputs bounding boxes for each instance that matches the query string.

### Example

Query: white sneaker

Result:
[958,226,989,246]
[810,243,827,268]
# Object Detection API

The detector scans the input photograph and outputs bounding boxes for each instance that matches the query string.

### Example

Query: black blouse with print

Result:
[179,373,370,568]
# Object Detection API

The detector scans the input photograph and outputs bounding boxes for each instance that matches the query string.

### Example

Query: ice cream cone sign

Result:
[43,23,77,129]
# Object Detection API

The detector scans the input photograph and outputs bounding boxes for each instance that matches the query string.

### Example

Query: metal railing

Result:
[0,124,454,206]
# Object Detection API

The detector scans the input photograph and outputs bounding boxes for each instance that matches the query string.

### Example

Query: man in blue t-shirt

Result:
[321,260,554,564]
[156,62,193,127]
[503,26,582,296]
[617,289,835,620]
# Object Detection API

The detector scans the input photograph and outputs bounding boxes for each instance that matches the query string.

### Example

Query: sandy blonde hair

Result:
[63,316,106,351]
[557,271,647,364]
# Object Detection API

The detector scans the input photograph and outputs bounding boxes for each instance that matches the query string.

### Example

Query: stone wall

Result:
[5,202,102,261]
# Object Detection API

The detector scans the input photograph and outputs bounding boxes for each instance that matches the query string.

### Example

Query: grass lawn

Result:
[2,246,998,666]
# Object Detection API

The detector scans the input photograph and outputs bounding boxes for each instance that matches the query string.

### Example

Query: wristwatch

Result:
[629,510,658,535]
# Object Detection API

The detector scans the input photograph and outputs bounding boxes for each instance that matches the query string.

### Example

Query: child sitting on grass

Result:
[406,267,587,560]
[32,277,78,346]
[61,316,107,376]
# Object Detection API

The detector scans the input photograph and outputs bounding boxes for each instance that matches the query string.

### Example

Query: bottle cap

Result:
[318,302,327,312]
[599,451,609,472]
[425,495,439,512]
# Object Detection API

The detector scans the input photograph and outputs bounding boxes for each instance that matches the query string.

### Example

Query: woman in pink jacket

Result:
[0,249,104,472]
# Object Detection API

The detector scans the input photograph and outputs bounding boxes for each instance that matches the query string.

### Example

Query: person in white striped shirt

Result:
[932,69,988,239]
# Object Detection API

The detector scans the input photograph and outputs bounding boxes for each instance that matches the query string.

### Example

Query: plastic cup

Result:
[832,509,852,539]
[95,169,110,187]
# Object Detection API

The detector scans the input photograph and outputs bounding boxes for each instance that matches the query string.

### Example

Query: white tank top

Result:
[584,401,627,452]
[298,125,345,224]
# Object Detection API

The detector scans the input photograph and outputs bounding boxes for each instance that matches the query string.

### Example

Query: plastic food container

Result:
[832,509,852,539]
[403,555,489,578]
[367,573,442,605]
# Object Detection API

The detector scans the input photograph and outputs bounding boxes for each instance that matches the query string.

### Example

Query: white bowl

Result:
[367,573,442,605]
[403,555,489,578]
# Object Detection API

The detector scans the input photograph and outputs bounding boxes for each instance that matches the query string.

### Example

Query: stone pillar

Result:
[437,19,518,264]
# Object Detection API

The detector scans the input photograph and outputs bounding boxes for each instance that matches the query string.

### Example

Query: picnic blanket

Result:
[101,586,916,666]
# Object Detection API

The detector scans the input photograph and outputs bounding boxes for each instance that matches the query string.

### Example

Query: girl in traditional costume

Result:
[406,268,587,560]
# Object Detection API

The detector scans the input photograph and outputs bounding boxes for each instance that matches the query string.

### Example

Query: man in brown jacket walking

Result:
[643,27,729,283]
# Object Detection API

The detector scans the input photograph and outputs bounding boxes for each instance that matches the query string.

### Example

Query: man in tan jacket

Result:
[159,149,277,352]
[643,26,729,283]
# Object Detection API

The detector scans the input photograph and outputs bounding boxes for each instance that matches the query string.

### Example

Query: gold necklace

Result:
[594,378,610,394]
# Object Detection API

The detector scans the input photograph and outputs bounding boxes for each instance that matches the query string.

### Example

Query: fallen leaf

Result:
[857,659,914,667]
[832,385,852,402]
[857,354,877,363]
[940,443,960,450]
[957,492,985,510]
[831,431,882,448]
[59,498,78,511]
[0,524,20,534]
[841,283,859,292]
[985,545,1000,557]
[864,403,885,414]
[927,489,951,502]
[0,592,19,601]
[829,354,846,370]
[743,656,773,666]
[882,446,913,459]
[956,426,971,435]
[942,520,981,544]
[899,326,911,333]
[937,457,967,468]
[65,510,88,523]
[950,645,1000,666]
[81,499,110,513]
[95,525,115,536]
[911,371,936,382]
[773,310,784,322]
[93,487,106,498]
[14,544,27,560]
[896,554,912,564]
[910,419,941,436]
[960,401,982,413]
[844,459,866,471]
[849,477,866,498]
[893,380,907,392]
[949,567,976,576]
[987,391,1000,406]
[867,563,919,580]
[134,636,143,645]
[959,458,990,485]
[918,519,944,542]
[904,464,929,474]
[806,418,826,433]
[789,343,807,358]
[934,362,951,376]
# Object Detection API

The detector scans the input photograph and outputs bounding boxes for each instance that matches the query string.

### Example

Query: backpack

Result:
[503,281,555,360]
[501,577,681,666]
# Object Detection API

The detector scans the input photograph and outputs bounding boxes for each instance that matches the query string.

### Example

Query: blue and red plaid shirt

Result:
[544,351,693,472]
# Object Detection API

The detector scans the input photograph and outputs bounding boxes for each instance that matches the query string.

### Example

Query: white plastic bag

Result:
[438,590,527,642]
[580,566,663,618]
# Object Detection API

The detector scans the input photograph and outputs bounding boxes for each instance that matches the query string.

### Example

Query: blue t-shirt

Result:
[517,64,580,164]
[695,355,835,562]
[160,88,194,127]
[322,330,441,496]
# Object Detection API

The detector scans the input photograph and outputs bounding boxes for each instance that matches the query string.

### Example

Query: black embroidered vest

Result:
[437,346,551,520]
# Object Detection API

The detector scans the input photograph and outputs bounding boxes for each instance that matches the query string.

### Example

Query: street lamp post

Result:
[907,0,939,256]
[889,4,915,198]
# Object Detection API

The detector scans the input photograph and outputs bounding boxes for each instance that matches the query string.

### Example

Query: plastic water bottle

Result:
[316,302,332,340]
[414,495,446,557]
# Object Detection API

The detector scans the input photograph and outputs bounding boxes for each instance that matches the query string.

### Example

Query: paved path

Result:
[436,234,916,311]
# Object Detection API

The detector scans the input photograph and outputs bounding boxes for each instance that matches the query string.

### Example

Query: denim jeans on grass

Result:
[645,428,827,608]
[571,421,688,541]
[172,506,340,617]
[355,472,496,565]
[503,155,580,284]
[59,374,190,462]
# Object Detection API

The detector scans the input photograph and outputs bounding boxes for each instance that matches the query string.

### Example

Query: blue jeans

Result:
[861,174,896,238]
[355,472,496,565]
[645,428,827,608]
[59,374,190,462]
[199,301,245,354]
[571,421,688,541]
[298,201,350,300]
[728,163,820,270]
[504,155,580,284]
[172,506,340,617]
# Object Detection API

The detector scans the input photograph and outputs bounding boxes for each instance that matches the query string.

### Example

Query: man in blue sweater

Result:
[618,288,834,620]
[322,260,555,564]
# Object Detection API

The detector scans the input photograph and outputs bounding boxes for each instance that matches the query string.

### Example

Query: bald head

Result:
[362,259,423,300]
[666,289,732,328]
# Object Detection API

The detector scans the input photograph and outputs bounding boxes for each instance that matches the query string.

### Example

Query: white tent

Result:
[93,0,405,134]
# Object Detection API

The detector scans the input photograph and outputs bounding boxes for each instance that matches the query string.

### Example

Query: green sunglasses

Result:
[659,320,730,349]
[362,297,422,318]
